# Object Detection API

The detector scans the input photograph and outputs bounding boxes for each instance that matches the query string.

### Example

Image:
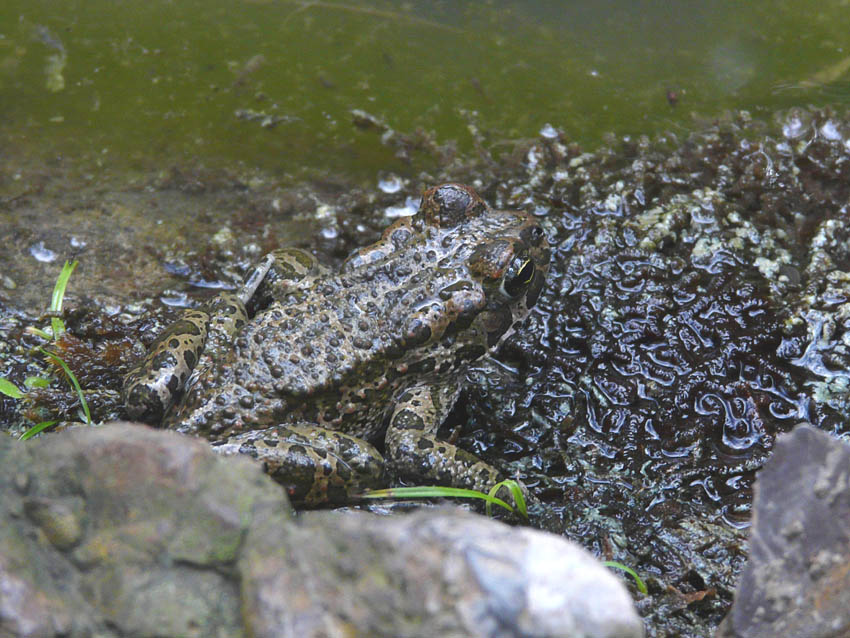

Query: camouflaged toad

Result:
[123,183,550,505]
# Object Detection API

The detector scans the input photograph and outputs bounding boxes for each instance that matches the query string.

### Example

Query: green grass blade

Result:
[49,260,77,339]
[50,317,65,340]
[25,326,53,340]
[19,420,58,441]
[38,347,91,425]
[50,260,77,313]
[361,485,516,514]
[603,561,647,594]
[0,377,24,399]
[487,479,528,519]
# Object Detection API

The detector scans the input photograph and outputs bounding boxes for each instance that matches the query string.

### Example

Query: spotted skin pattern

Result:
[122,184,550,506]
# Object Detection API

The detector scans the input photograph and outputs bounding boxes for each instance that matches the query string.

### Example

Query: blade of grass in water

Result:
[38,347,91,425]
[487,479,527,518]
[26,326,53,340]
[19,420,58,441]
[361,485,517,515]
[603,561,648,594]
[49,259,77,339]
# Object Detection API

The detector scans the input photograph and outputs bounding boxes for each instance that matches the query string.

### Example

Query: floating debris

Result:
[234,108,298,129]
[377,174,403,194]
[34,25,66,93]
[539,123,559,140]
[29,241,57,263]
[230,53,266,87]
[351,109,389,132]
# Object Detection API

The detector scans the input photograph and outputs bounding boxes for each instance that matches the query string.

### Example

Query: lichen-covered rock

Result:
[0,422,279,637]
[0,423,641,638]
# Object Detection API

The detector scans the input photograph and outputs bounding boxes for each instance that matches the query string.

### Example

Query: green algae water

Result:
[1,0,849,182]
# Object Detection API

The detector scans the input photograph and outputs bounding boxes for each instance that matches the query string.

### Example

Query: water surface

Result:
[1,0,847,183]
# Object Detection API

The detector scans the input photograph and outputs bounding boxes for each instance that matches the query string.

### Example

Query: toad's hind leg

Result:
[216,424,386,507]
[385,385,504,493]
[122,255,275,424]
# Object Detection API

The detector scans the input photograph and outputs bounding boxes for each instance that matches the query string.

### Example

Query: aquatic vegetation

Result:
[361,479,529,519]
[0,260,92,438]
[603,561,648,595]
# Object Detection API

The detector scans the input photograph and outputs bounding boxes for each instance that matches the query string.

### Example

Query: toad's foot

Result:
[385,385,504,494]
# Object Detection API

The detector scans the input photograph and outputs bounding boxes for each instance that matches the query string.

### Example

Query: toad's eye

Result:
[502,255,535,298]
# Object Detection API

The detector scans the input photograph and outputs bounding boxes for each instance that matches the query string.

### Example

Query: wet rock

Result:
[0,423,642,638]
[0,422,272,637]
[245,508,642,638]
[717,425,850,638]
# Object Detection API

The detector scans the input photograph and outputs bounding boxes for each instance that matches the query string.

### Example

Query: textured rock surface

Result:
[0,423,642,638]
[246,509,642,638]
[0,422,277,637]
[718,425,850,638]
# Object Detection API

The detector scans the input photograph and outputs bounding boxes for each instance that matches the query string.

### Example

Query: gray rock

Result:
[0,422,272,637]
[0,423,643,638]
[245,509,643,638]
[718,425,850,638]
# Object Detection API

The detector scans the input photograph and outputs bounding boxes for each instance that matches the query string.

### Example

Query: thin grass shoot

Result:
[486,479,528,519]
[48,259,77,339]
[602,561,647,594]
[19,421,59,441]
[38,346,91,425]
[360,484,518,515]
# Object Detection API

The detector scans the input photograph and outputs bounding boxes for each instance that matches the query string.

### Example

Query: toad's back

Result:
[168,193,549,444]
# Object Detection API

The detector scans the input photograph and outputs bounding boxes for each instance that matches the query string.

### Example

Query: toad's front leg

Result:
[385,384,504,493]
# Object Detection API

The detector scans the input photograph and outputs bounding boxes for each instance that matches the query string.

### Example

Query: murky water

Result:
[2,0,848,183]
